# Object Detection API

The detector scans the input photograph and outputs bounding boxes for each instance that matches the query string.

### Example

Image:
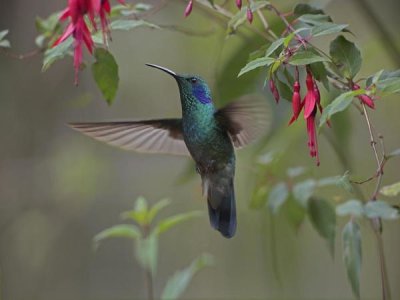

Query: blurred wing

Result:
[69,119,190,156]
[216,95,271,148]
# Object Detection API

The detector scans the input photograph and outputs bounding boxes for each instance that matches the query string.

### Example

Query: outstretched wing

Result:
[215,95,271,148]
[69,119,190,156]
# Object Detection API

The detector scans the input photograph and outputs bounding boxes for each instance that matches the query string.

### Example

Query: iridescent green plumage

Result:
[70,64,270,238]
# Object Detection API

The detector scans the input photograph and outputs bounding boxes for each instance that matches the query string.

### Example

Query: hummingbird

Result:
[70,64,270,238]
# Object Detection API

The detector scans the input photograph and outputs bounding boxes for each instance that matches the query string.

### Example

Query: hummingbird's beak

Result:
[146,63,177,78]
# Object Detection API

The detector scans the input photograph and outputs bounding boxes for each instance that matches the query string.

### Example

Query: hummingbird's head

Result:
[146,64,212,105]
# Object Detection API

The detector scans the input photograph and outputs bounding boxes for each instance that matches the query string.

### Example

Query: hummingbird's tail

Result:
[206,177,237,238]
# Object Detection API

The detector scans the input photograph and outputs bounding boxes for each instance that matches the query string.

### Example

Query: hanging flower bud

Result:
[236,0,242,9]
[246,6,253,23]
[184,0,193,17]
[269,78,280,103]
[288,81,302,125]
[352,83,375,109]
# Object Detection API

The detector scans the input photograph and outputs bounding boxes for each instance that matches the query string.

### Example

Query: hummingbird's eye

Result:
[190,77,197,84]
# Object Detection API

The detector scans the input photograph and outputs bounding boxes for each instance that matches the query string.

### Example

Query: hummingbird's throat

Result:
[193,85,212,104]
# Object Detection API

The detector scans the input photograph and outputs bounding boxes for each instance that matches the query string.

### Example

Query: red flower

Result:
[303,71,320,166]
[352,83,375,109]
[269,78,280,103]
[54,0,96,85]
[184,0,193,17]
[288,81,302,125]
[236,0,242,9]
[247,6,253,23]
[99,0,125,42]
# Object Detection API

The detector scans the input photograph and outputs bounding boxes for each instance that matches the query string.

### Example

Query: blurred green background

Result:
[0,0,399,299]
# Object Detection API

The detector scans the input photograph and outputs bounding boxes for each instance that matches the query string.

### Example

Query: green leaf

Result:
[336,200,364,217]
[91,48,119,105]
[298,14,332,25]
[283,197,306,231]
[342,220,362,299]
[311,23,348,37]
[148,198,171,223]
[121,196,149,225]
[0,40,10,48]
[265,38,284,57]
[336,171,354,194]
[227,1,270,34]
[0,29,9,41]
[364,201,399,220]
[330,35,362,79]
[110,19,160,31]
[308,197,336,256]
[35,13,61,35]
[161,254,213,300]
[154,211,203,236]
[238,57,275,77]
[93,224,141,247]
[380,181,400,197]
[42,37,73,71]
[249,185,269,209]
[289,50,328,65]
[287,166,306,178]
[268,182,289,214]
[293,4,326,16]
[309,61,329,90]
[135,233,158,275]
[317,176,339,187]
[388,148,400,158]
[319,90,364,127]
[293,179,316,206]
[376,77,400,95]
[275,76,293,102]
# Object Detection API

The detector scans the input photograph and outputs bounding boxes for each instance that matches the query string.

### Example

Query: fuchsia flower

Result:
[236,0,242,9]
[246,6,253,23]
[352,83,375,109]
[269,78,280,103]
[288,70,322,165]
[54,0,125,84]
[184,0,193,17]
[288,81,302,125]
[303,71,321,165]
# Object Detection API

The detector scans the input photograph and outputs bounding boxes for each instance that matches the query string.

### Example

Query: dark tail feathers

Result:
[207,178,236,238]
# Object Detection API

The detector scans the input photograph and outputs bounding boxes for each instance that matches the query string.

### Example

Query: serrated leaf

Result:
[110,19,160,31]
[336,200,364,217]
[161,254,214,300]
[342,220,362,299]
[312,23,348,37]
[293,179,316,206]
[289,50,328,65]
[319,90,364,127]
[238,57,275,77]
[308,197,336,256]
[93,224,141,247]
[135,233,158,275]
[42,37,73,71]
[91,48,119,105]
[364,201,399,220]
[330,35,362,79]
[154,211,203,236]
[268,182,289,214]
